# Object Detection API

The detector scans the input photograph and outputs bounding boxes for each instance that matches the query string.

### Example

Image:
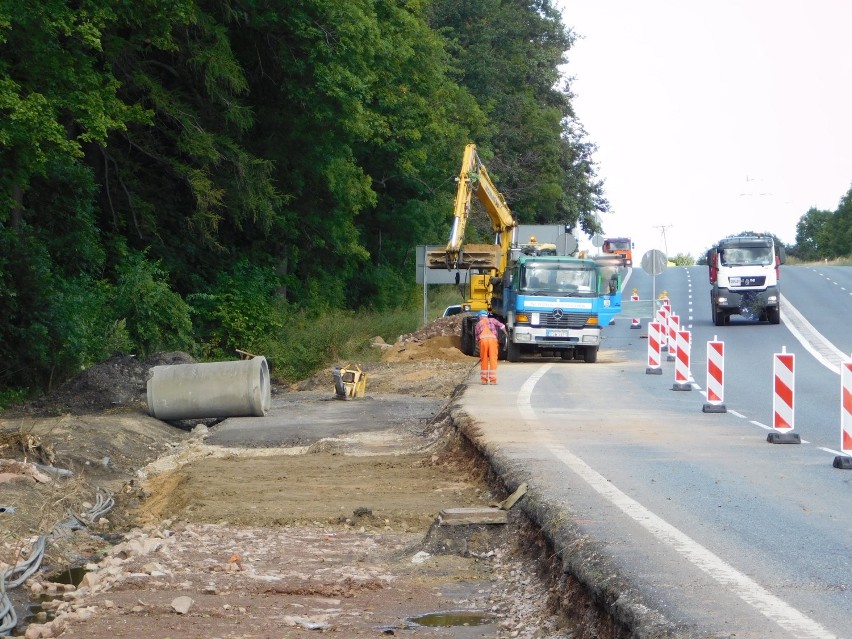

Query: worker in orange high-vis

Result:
[474,310,508,385]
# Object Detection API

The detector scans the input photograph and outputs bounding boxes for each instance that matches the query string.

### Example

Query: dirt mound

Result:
[380,314,469,363]
[13,352,197,417]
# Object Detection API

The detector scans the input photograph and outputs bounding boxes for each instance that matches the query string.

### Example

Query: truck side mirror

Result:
[777,245,786,265]
[608,274,619,295]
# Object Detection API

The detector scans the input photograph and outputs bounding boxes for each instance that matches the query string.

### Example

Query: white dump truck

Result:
[706,234,785,325]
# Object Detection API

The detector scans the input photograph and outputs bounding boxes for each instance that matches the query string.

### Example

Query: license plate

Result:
[546,329,569,337]
[730,277,758,287]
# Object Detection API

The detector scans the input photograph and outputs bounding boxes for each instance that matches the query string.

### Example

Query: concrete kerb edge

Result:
[447,403,680,639]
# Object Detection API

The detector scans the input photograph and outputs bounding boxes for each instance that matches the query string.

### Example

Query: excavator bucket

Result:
[426,243,501,271]
[457,244,502,269]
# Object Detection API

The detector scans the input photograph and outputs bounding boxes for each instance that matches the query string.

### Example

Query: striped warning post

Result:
[702,337,726,413]
[656,307,669,351]
[767,348,801,444]
[666,314,680,362]
[843,359,852,452]
[630,293,641,329]
[645,321,663,375]
[773,351,794,430]
[672,330,691,390]
[834,358,852,468]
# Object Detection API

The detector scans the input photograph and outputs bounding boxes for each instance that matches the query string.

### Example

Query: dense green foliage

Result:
[791,184,852,261]
[669,253,695,266]
[1,0,608,397]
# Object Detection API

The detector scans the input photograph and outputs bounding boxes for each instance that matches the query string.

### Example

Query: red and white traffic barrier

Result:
[630,293,641,329]
[773,349,794,430]
[834,357,852,468]
[645,321,663,375]
[666,313,680,362]
[672,330,692,391]
[768,347,801,444]
[702,336,726,413]
[656,307,669,351]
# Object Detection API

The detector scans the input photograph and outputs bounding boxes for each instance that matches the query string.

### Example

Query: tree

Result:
[794,208,833,261]
[426,0,608,230]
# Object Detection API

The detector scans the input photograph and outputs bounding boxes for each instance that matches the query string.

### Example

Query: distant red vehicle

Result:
[602,237,633,267]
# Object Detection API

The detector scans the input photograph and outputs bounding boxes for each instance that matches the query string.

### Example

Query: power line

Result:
[653,224,673,256]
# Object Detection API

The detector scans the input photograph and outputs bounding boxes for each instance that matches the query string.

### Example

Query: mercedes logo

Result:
[552,308,564,319]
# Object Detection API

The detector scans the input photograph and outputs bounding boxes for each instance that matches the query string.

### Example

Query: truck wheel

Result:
[507,339,520,362]
[713,309,726,327]
[560,350,573,360]
[460,319,476,356]
[583,346,599,363]
[767,306,781,324]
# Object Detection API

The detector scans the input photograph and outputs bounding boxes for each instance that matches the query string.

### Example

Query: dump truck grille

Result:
[539,311,592,329]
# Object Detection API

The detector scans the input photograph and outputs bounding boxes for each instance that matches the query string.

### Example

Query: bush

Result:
[112,247,194,357]
[189,259,286,360]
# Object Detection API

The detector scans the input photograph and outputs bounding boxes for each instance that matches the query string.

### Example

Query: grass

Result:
[0,284,472,404]
[785,255,852,266]
[259,285,467,384]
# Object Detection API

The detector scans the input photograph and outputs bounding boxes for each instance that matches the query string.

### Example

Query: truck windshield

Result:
[521,265,595,295]
[607,240,631,250]
[720,246,773,266]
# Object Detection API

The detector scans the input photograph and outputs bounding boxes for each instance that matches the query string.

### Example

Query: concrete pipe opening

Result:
[147,357,271,421]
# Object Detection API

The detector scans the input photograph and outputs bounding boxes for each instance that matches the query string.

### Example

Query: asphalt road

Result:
[458,264,852,638]
[208,391,447,448]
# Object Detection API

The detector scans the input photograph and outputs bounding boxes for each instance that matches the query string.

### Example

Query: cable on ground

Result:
[0,488,114,636]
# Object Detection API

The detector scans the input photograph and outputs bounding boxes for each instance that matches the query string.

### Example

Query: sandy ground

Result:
[0,318,576,639]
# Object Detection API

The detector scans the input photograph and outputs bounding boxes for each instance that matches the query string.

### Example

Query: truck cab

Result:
[500,255,621,362]
[707,235,784,325]
[602,237,633,267]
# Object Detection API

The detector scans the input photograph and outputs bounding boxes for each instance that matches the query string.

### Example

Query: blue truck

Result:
[428,144,622,362]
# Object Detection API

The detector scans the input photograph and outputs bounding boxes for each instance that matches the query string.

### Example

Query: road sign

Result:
[591,233,604,248]
[641,249,668,276]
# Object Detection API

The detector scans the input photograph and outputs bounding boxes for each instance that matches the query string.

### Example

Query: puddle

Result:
[409,610,495,627]
[46,565,87,587]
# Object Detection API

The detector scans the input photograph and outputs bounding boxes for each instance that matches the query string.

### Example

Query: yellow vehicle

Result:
[428,144,622,362]
[519,235,558,256]
[427,143,516,314]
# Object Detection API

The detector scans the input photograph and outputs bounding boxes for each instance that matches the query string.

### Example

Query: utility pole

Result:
[654,224,673,257]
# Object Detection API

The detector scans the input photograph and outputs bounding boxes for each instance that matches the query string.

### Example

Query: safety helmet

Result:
[478,310,488,316]
[529,235,537,243]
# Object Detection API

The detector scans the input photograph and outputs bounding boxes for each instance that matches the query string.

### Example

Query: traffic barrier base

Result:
[702,402,727,413]
[833,456,852,469]
[766,432,801,445]
[646,367,663,376]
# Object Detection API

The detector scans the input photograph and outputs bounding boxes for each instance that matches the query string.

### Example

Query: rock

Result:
[171,596,194,615]
[80,571,101,589]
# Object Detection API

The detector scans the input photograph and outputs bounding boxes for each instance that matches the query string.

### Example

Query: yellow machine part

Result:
[334,364,367,399]
[426,243,502,270]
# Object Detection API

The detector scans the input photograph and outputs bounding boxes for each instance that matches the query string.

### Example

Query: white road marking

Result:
[521,368,836,638]
[545,441,836,639]
[518,364,552,422]
[750,420,772,431]
[781,295,847,374]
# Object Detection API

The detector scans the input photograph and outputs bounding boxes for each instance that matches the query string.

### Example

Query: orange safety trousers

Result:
[478,318,499,384]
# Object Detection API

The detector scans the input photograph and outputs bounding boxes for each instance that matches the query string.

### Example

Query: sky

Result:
[555,1,852,259]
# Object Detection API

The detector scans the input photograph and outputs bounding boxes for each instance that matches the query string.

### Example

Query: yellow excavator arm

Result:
[429,144,517,271]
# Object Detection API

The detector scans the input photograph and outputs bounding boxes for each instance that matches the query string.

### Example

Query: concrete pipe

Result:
[147,357,271,420]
